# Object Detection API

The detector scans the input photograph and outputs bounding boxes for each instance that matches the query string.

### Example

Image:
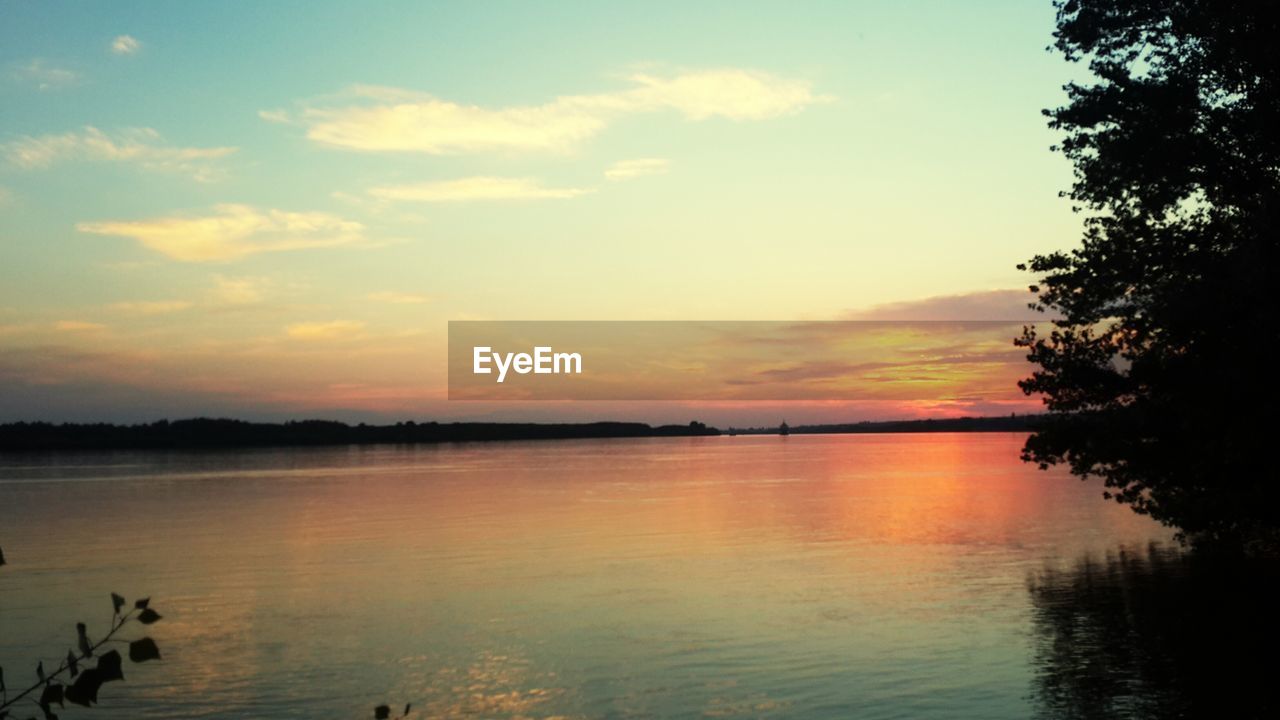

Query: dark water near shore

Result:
[1,434,1272,718]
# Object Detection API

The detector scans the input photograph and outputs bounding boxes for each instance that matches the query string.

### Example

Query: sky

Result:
[0,1,1084,425]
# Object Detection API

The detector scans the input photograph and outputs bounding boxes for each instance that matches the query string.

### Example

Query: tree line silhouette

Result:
[0,418,720,452]
[729,414,1044,436]
[0,416,1056,452]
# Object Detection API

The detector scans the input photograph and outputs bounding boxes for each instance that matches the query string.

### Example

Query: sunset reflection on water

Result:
[1,434,1174,718]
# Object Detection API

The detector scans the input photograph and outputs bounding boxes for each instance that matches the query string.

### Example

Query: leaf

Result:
[404,704,412,716]
[128,638,161,663]
[110,593,125,615]
[94,650,124,683]
[65,651,78,678]
[64,669,103,707]
[374,705,391,719]
[39,683,64,708]
[137,608,162,625]
[134,597,150,610]
[75,623,92,658]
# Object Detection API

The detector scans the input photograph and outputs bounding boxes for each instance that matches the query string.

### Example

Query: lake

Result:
[2,434,1272,718]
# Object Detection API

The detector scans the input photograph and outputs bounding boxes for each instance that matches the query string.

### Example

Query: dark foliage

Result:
[1019,0,1279,548]
[0,592,163,719]
[373,704,411,719]
[0,551,402,718]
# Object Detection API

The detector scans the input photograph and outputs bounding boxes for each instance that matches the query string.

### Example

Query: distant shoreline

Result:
[730,414,1042,436]
[0,415,1042,452]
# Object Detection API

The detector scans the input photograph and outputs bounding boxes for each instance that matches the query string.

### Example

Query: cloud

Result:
[54,320,106,332]
[299,85,604,153]
[285,69,828,154]
[845,289,1055,321]
[285,320,365,341]
[109,300,192,315]
[209,275,268,305]
[13,59,77,90]
[623,70,825,120]
[257,109,291,124]
[110,35,141,55]
[368,291,430,304]
[3,126,236,181]
[605,158,669,181]
[77,204,367,262]
[368,176,591,202]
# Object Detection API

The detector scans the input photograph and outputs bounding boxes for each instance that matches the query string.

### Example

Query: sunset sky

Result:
[0,1,1080,424]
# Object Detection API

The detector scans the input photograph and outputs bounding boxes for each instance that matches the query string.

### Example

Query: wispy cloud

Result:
[3,126,236,181]
[209,275,269,305]
[368,176,591,202]
[77,204,367,262]
[109,300,192,315]
[605,158,669,181]
[623,70,825,120]
[844,289,1051,321]
[257,109,290,124]
[284,69,828,154]
[285,320,365,341]
[12,59,77,90]
[110,35,141,55]
[54,320,106,332]
[368,291,430,304]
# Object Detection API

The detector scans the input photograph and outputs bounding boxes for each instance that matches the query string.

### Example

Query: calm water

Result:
[1,433,1268,718]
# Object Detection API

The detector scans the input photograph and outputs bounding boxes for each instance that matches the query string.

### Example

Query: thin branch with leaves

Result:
[0,586,163,720]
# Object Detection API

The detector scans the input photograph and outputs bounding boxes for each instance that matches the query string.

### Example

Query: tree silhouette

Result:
[1019,0,1279,549]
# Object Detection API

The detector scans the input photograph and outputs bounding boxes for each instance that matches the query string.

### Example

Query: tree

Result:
[1019,0,1279,549]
